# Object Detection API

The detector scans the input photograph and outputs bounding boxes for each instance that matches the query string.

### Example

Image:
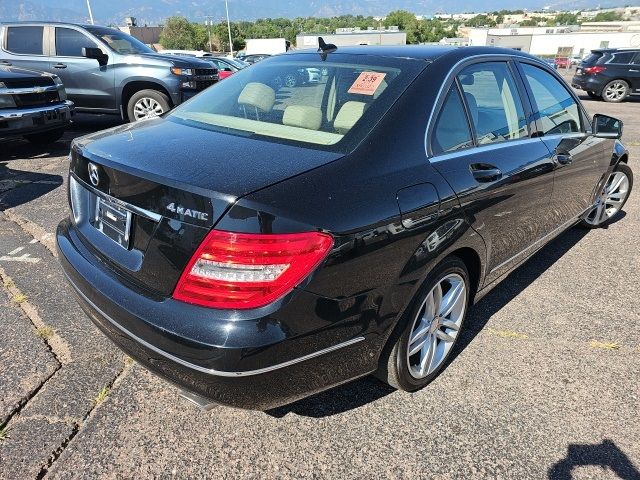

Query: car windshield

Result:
[168,53,426,152]
[85,26,154,55]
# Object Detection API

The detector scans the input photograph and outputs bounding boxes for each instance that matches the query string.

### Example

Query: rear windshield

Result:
[168,53,426,152]
[581,52,604,65]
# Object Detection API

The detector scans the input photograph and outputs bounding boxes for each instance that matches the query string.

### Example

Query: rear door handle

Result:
[629,69,639,72]
[0,60,11,66]
[554,153,573,165]
[470,163,502,182]
[53,63,67,69]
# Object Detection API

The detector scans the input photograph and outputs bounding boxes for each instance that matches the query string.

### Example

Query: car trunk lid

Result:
[69,117,343,297]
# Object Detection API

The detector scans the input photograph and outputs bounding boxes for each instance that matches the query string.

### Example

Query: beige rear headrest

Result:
[334,101,366,134]
[238,82,275,112]
[283,105,322,130]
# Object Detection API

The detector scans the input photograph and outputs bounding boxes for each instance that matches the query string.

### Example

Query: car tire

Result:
[23,127,65,144]
[580,163,633,228]
[127,89,171,122]
[587,91,601,100]
[376,256,470,392]
[602,80,629,103]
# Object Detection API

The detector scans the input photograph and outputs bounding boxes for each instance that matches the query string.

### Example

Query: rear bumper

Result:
[0,100,74,136]
[56,218,377,409]
[571,75,605,94]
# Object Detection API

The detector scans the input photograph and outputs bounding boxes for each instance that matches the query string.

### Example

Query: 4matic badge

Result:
[166,203,209,221]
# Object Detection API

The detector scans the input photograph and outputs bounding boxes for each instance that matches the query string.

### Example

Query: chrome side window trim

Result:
[428,137,544,163]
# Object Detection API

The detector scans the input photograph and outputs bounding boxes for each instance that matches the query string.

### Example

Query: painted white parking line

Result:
[0,254,41,264]
[1,245,41,264]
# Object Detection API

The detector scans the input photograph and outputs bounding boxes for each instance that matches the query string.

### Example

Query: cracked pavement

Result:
[0,76,639,478]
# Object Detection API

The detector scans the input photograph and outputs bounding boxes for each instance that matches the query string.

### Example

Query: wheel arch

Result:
[120,81,173,120]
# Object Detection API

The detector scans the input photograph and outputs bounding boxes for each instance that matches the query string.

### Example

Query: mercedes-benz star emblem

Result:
[88,163,100,187]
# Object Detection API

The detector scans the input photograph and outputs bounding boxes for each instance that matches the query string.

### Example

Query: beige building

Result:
[296,29,406,48]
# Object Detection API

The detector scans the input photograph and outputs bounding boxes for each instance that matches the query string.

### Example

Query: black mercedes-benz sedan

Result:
[57,45,633,410]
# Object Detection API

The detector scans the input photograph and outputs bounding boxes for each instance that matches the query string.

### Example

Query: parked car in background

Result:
[554,56,571,69]
[572,48,640,102]
[237,53,271,64]
[0,22,218,121]
[1,65,74,143]
[160,50,247,80]
[58,46,632,410]
[203,57,248,80]
[540,58,558,70]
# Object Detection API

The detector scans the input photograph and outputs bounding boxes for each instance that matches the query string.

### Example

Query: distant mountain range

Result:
[1,0,631,25]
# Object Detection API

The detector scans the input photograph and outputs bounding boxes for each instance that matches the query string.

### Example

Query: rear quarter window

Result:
[582,52,603,65]
[5,26,44,55]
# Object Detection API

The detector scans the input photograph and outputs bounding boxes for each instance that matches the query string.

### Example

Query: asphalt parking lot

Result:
[1,73,639,479]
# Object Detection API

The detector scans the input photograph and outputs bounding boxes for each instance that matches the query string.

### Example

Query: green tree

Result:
[159,16,197,49]
[465,15,497,27]
[592,11,624,22]
[553,13,579,25]
[383,10,418,30]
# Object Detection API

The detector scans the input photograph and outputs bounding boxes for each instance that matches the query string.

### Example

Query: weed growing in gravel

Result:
[124,355,136,366]
[2,279,14,289]
[0,426,8,441]
[36,325,54,340]
[12,293,27,303]
[590,340,620,350]
[486,328,529,340]
[94,386,110,405]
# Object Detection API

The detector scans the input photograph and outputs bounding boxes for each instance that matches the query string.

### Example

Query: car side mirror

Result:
[82,47,108,66]
[592,114,623,139]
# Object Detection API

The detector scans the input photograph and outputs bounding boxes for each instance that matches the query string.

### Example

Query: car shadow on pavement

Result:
[267,221,607,418]
[548,439,640,480]
[0,161,63,211]
[2,137,71,161]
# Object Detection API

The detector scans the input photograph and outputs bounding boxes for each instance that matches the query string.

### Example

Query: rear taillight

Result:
[583,66,606,74]
[173,230,333,309]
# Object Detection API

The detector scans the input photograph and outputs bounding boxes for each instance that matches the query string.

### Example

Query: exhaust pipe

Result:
[178,389,217,411]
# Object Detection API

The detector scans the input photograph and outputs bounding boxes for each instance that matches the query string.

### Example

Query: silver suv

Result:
[0,22,219,121]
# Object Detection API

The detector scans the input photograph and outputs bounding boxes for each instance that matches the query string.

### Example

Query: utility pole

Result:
[86,0,95,25]
[224,0,234,56]
[204,15,214,52]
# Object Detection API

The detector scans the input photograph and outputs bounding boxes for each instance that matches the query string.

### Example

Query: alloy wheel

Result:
[284,74,297,88]
[133,97,165,121]
[584,170,630,226]
[604,81,627,102]
[406,273,467,379]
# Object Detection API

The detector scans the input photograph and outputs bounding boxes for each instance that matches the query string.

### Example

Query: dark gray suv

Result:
[0,22,219,121]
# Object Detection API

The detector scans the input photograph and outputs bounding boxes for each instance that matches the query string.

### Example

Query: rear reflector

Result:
[173,230,333,309]
[583,66,606,74]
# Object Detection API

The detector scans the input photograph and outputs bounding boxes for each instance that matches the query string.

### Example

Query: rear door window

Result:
[55,27,98,57]
[431,86,474,155]
[457,62,529,145]
[521,63,581,135]
[608,52,635,64]
[5,26,44,55]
